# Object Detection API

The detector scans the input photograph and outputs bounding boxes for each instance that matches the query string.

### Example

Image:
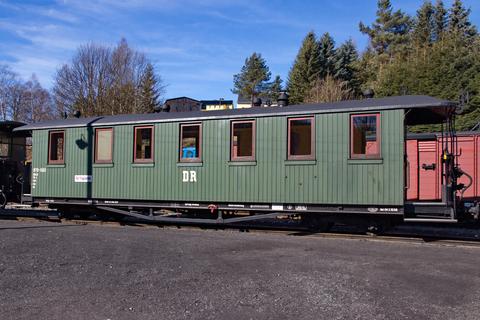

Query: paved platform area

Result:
[0,220,479,320]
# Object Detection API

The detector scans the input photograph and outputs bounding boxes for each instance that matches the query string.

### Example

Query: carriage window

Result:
[134,126,154,162]
[350,113,381,158]
[0,143,8,157]
[95,128,113,163]
[48,131,65,164]
[288,117,315,160]
[231,120,255,161]
[180,123,201,162]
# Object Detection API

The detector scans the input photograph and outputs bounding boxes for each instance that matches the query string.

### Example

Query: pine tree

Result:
[433,0,447,41]
[139,63,160,113]
[268,75,283,102]
[354,0,480,132]
[333,39,359,92]
[354,48,380,92]
[413,1,435,47]
[359,0,412,56]
[287,32,321,104]
[232,52,271,106]
[318,32,336,78]
[448,0,477,40]
[375,36,480,131]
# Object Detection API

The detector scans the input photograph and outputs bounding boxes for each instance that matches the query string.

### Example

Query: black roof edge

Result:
[407,131,480,139]
[0,120,26,131]
[13,95,457,132]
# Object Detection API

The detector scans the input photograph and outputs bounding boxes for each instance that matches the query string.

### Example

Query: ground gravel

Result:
[0,220,479,320]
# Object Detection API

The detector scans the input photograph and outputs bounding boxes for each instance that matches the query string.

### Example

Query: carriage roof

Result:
[15,95,457,131]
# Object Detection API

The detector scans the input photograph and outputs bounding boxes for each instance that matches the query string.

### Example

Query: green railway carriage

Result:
[16,95,463,224]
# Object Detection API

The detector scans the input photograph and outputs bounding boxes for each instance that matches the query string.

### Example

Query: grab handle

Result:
[405,158,410,189]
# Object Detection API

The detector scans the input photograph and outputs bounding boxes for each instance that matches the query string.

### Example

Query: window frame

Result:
[94,127,114,164]
[48,130,65,165]
[287,116,315,161]
[230,120,256,162]
[179,123,202,163]
[349,113,381,159]
[133,125,155,163]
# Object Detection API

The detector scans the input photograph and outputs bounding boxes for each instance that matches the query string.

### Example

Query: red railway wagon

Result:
[406,131,480,202]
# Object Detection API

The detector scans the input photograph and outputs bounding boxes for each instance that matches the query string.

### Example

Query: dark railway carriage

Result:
[15,95,474,224]
[0,121,27,207]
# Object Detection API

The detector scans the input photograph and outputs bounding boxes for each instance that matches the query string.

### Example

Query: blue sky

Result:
[1,0,479,103]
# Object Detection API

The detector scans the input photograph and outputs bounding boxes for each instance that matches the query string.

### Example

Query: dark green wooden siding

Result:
[31,109,404,205]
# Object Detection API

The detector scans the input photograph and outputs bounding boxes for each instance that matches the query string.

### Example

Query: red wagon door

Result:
[477,135,480,198]
[456,136,476,199]
[406,139,419,200]
[418,140,440,201]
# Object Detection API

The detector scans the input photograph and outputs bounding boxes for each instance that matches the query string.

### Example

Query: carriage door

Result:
[418,140,440,200]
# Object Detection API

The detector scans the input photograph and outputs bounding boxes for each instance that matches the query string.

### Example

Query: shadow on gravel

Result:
[288,231,322,236]
[421,237,445,243]
[420,236,480,243]
[0,224,83,231]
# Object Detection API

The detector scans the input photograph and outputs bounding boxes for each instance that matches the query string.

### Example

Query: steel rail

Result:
[1,208,479,248]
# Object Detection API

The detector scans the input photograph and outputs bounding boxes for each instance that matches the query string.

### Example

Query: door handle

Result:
[422,163,436,170]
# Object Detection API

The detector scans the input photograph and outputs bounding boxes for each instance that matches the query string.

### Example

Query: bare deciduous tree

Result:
[0,65,18,121]
[305,75,354,104]
[53,38,165,117]
[54,43,112,117]
[8,81,28,121]
[22,75,55,123]
[0,66,54,123]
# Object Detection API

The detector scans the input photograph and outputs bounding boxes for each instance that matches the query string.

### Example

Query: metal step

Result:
[404,202,456,220]
[403,218,457,223]
[21,194,32,204]
[406,202,447,206]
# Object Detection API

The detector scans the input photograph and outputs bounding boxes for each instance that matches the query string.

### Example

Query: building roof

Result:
[14,95,457,131]
[237,94,271,104]
[164,96,200,103]
[201,100,234,105]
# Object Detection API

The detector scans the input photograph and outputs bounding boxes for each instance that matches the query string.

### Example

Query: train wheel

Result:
[0,191,6,209]
[56,206,74,219]
[302,214,334,232]
[366,219,394,235]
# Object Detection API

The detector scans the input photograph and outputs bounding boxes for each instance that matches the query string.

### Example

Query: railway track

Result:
[1,206,479,248]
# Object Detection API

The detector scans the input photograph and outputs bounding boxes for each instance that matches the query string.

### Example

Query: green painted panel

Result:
[32,109,404,205]
[32,127,91,198]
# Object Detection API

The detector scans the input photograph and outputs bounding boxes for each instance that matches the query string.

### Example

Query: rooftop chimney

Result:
[162,104,171,112]
[253,97,262,107]
[277,91,289,107]
[362,89,375,99]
